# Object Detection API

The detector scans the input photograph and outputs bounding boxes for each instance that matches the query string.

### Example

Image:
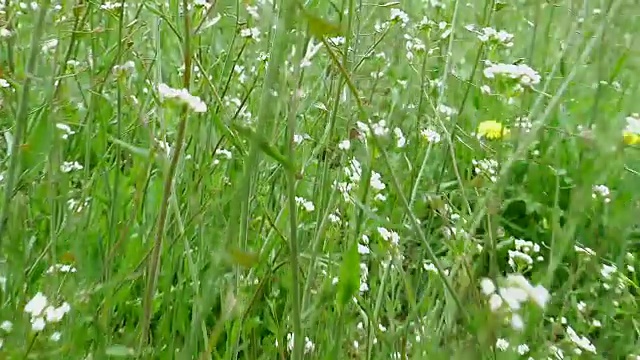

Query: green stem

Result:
[0,0,51,248]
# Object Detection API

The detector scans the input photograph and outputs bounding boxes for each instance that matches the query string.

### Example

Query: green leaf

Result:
[301,9,341,38]
[108,136,152,159]
[336,242,360,310]
[231,124,295,172]
[105,345,135,357]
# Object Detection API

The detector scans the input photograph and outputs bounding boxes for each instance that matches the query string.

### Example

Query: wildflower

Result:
[338,139,351,150]
[42,39,58,53]
[393,128,406,148]
[31,317,46,332]
[623,113,640,145]
[472,158,499,183]
[566,326,596,354]
[591,184,611,203]
[480,278,496,295]
[370,172,386,191]
[517,344,530,355]
[511,313,524,331]
[60,161,84,173]
[0,78,9,88]
[157,83,207,113]
[47,264,77,274]
[295,197,315,212]
[390,8,409,27]
[240,27,260,41]
[25,292,48,317]
[496,338,510,351]
[421,128,441,143]
[56,123,76,139]
[377,227,400,246]
[0,28,11,38]
[473,27,514,47]
[45,302,71,323]
[477,120,510,140]
[600,264,617,280]
[483,62,541,87]
[0,321,12,333]
[50,332,62,342]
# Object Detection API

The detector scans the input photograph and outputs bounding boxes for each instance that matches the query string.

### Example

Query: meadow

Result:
[1,0,640,359]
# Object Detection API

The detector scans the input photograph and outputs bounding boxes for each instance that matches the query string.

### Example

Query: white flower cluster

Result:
[275,332,315,354]
[389,8,409,27]
[46,264,77,274]
[508,238,544,271]
[472,158,499,183]
[625,113,640,134]
[294,196,315,212]
[157,83,207,113]
[24,292,71,332]
[483,61,541,87]
[420,128,442,143]
[335,158,386,202]
[466,25,514,47]
[60,161,84,173]
[56,123,76,140]
[591,184,611,203]
[480,274,550,331]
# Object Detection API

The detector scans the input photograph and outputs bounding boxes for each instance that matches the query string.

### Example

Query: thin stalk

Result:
[0,0,51,248]
[140,0,193,345]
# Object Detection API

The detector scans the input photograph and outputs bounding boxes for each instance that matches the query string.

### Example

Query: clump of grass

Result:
[0,0,639,359]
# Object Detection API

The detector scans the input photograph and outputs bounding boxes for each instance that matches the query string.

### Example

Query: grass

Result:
[1,0,640,359]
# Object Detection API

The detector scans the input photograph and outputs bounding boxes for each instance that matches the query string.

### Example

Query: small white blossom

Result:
[60,161,84,173]
[25,293,48,317]
[158,83,207,113]
[495,338,510,351]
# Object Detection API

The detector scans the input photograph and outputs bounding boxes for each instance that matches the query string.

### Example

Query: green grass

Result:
[1,0,640,359]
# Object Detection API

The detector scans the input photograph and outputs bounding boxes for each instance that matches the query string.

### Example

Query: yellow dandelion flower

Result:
[623,131,640,145]
[477,120,510,140]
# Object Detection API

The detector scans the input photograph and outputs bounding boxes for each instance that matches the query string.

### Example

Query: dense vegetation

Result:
[1,0,639,359]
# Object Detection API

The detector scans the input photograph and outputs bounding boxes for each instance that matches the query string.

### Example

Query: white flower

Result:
[50,331,62,342]
[358,243,370,255]
[393,128,406,148]
[517,344,530,355]
[499,287,528,310]
[421,128,441,143]
[566,326,596,354]
[488,293,503,311]
[0,321,12,333]
[0,28,12,38]
[0,78,9,88]
[60,161,84,173]
[31,317,46,332]
[377,227,400,246]
[370,172,386,191]
[592,184,611,203]
[511,313,524,331]
[495,338,509,351]
[240,27,261,41]
[294,197,315,212]
[293,134,310,145]
[483,62,541,86]
[389,8,409,27]
[157,83,207,113]
[601,264,617,280]
[338,139,351,150]
[625,113,640,134]
[25,292,49,317]
[480,278,496,295]
[45,302,71,323]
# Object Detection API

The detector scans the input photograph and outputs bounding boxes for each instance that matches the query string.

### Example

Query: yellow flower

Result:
[623,131,640,145]
[477,120,510,140]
